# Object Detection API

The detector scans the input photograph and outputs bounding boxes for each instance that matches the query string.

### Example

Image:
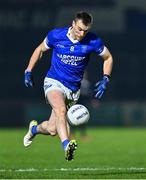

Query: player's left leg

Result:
[65,139,77,161]
[46,90,78,161]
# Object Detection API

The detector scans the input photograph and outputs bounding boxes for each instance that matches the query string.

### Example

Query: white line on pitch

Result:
[0,167,146,172]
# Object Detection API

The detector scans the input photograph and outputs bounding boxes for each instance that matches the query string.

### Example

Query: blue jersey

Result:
[44,27,105,91]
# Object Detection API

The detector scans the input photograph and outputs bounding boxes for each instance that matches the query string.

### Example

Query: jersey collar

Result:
[66,27,79,44]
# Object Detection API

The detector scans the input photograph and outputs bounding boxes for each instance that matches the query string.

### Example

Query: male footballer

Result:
[23,11,113,161]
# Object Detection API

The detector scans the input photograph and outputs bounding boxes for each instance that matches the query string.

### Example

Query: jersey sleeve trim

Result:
[43,37,51,49]
[99,46,107,56]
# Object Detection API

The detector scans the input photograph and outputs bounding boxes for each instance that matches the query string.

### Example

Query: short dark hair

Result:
[75,12,93,26]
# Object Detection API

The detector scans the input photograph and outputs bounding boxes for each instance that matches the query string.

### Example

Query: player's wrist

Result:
[103,74,111,82]
[25,69,32,73]
[103,74,111,79]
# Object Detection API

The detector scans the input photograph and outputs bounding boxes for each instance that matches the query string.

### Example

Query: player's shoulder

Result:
[48,27,68,39]
[87,32,102,41]
[85,32,103,46]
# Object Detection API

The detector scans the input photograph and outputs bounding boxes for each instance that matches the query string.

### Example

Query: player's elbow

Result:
[105,53,113,65]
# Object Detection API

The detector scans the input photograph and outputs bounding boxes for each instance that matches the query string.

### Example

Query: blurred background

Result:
[0,0,146,127]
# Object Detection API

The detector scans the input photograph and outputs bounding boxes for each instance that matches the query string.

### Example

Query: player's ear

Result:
[72,20,75,27]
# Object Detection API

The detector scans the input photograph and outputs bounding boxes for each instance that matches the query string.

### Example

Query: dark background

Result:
[0,0,146,127]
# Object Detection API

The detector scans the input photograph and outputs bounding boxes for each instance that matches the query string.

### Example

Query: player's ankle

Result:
[31,125,38,135]
[62,139,70,151]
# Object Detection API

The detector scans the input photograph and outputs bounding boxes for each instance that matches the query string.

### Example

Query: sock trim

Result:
[31,125,38,135]
[62,139,70,150]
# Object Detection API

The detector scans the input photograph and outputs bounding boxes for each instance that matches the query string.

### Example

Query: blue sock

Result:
[62,139,70,151]
[31,125,38,135]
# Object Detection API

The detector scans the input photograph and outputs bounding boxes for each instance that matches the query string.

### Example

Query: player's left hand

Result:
[24,71,34,87]
[94,75,110,99]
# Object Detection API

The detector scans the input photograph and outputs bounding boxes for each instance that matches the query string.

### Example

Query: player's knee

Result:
[46,126,57,136]
[40,122,48,132]
[49,130,57,136]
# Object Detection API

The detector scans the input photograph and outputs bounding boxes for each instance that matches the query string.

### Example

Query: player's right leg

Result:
[23,111,57,147]
[37,110,57,136]
[65,139,77,161]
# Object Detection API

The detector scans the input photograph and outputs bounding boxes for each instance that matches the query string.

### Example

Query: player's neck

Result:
[69,27,78,41]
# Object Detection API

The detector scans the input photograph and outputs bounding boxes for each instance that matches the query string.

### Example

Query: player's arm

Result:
[101,47,113,77]
[94,47,113,99]
[25,42,48,72]
[24,42,50,87]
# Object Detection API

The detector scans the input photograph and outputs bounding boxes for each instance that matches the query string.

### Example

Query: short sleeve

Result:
[43,30,54,49]
[93,38,106,56]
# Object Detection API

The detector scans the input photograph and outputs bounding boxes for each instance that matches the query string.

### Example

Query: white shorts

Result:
[44,77,80,108]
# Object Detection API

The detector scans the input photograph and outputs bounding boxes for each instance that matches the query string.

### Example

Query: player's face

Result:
[72,19,91,41]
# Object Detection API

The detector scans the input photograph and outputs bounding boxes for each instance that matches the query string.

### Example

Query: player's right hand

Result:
[24,71,34,87]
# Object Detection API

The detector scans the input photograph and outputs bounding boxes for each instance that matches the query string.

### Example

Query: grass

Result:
[0,127,146,179]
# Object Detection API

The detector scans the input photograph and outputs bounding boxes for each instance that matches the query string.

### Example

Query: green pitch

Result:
[0,127,146,179]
